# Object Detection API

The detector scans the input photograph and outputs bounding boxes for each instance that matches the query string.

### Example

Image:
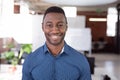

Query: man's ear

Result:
[42,23,44,31]
[66,25,68,31]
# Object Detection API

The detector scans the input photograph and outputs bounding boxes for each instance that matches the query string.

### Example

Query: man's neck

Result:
[46,42,64,56]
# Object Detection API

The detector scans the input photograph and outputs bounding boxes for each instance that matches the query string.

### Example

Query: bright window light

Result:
[0,0,32,43]
[107,7,117,37]
[2,0,14,16]
[89,18,107,22]
[20,2,29,14]
[62,7,77,17]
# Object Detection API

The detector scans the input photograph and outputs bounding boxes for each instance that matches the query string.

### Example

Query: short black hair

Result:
[42,6,67,23]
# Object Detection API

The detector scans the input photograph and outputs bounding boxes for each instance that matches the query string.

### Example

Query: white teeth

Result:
[51,35,59,39]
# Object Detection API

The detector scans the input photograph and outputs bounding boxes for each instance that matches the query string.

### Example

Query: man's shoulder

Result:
[23,45,45,67]
[26,45,44,60]
[66,44,83,55]
[66,44,87,60]
[32,46,44,54]
[65,44,89,68]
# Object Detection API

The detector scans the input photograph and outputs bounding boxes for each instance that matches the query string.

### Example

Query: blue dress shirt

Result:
[22,42,91,80]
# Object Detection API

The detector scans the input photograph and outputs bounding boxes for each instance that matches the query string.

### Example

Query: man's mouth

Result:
[51,35,60,40]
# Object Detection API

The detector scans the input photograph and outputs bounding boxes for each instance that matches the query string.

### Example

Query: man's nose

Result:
[52,26,59,31]
[51,26,60,34]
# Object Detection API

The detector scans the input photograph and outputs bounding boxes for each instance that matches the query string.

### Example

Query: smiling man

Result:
[22,6,91,80]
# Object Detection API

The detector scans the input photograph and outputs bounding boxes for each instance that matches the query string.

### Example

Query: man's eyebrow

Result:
[45,21,65,24]
[58,21,66,23]
[45,21,52,23]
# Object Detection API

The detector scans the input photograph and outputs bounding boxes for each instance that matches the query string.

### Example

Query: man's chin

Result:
[51,42,61,46]
[49,41,62,46]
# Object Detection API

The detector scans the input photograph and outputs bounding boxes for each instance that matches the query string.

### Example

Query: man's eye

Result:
[46,24,53,28]
[58,24,63,26]
[57,23,65,28]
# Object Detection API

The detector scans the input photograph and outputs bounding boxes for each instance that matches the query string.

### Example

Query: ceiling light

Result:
[89,18,107,22]
[44,0,117,6]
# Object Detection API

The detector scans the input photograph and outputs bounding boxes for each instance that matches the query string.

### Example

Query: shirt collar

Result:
[43,43,48,54]
[64,42,72,55]
[43,42,70,55]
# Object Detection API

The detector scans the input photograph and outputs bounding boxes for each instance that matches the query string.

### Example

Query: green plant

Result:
[19,44,32,59]
[4,51,19,66]
[4,51,15,60]
[11,57,18,66]
[4,44,32,65]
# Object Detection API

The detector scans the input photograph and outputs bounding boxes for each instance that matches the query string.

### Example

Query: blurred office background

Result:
[0,0,120,80]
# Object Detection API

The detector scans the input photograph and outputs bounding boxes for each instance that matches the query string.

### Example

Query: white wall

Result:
[32,15,45,51]
[65,28,92,54]
[67,16,86,28]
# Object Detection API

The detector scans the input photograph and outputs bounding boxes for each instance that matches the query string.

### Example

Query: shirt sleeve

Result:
[78,57,92,80]
[22,57,34,80]
[78,69,92,80]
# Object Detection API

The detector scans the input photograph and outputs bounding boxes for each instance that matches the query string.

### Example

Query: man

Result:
[22,6,91,80]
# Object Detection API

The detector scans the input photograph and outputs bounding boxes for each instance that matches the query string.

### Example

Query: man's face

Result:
[42,13,67,46]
